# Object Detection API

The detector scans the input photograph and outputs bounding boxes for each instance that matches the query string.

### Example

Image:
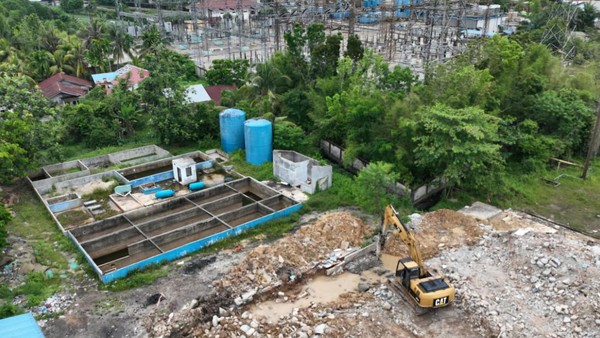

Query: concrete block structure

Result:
[172,157,197,185]
[28,145,302,283]
[273,150,332,194]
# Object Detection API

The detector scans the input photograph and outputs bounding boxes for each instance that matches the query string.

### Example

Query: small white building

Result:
[273,150,332,194]
[173,158,197,185]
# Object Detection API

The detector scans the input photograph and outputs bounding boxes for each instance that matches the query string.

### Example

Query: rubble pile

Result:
[382,209,483,259]
[213,212,371,295]
[190,291,414,338]
[432,212,600,338]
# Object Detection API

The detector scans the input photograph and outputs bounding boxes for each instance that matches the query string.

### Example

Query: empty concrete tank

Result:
[219,109,246,153]
[244,119,273,165]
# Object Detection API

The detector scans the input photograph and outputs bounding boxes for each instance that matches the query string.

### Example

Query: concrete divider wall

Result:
[186,185,237,204]
[71,215,131,239]
[128,171,174,188]
[100,203,302,283]
[108,145,170,164]
[151,218,227,248]
[128,239,159,256]
[125,198,194,222]
[67,231,102,276]
[48,198,82,213]
[261,195,295,211]
[201,193,242,214]
[136,208,210,234]
[50,172,119,196]
[227,177,278,199]
[81,155,111,168]
[43,160,88,176]
[82,227,142,254]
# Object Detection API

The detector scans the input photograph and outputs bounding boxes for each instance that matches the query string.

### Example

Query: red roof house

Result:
[204,84,237,106]
[38,73,93,104]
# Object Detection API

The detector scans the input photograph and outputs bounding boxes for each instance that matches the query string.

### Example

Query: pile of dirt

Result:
[213,211,372,295]
[382,209,483,259]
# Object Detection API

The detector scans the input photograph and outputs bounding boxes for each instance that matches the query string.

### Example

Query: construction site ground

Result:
[8,204,600,337]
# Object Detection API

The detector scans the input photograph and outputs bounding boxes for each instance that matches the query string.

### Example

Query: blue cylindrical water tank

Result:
[219,108,246,153]
[155,189,175,199]
[189,181,205,191]
[244,119,273,165]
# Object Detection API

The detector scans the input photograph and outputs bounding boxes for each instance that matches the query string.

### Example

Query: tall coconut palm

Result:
[29,50,56,81]
[107,24,133,66]
[138,25,172,58]
[79,19,105,49]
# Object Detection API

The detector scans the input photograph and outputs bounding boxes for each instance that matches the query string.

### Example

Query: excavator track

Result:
[387,278,431,316]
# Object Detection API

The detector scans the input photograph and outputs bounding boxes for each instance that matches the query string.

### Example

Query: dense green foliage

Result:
[0,203,11,250]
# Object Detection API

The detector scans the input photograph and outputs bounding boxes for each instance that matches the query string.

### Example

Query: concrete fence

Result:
[319,139,447,206]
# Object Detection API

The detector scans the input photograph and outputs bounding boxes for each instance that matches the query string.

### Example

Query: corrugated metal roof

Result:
[0,313,45,338]
[185,84,212,103]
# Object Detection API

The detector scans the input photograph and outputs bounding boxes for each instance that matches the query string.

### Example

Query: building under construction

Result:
[116,1,511,75]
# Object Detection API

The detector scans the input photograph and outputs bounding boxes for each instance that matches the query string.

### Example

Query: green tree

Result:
[60,0,83,14]
[85,38,111,72]
[354,162,400,214]
[273,121,306,150]
[0,71,58,182]
[413,104,504,194]
[204,59,249,86]
[0,203,12,251]
[344,34,364,62]
[574,3,598,31]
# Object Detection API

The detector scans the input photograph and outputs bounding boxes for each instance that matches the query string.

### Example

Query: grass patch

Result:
[496,163,600,235]
[228,150,276,181]
[13,272,62,308]
[56,209,90,227]
[101,264,170,292]
[7,186,61,241]
[32,242,69,269]
[0,304,24,319]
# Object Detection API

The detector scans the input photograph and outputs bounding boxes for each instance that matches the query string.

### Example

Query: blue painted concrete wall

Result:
[123,161,213,188]
[48,199,81,213]
[128,171,174,188]
[100,203,302,283]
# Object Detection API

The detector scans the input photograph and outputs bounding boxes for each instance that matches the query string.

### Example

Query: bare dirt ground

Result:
[142,207,600,338]
[6,202,600,338]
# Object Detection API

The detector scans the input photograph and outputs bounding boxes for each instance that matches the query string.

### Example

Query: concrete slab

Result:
[459,201,502,221]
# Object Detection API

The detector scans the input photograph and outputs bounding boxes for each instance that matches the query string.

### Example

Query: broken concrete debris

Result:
[142,206,600,338]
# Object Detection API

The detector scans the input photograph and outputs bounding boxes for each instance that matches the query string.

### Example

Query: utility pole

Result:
[581,100,600,179]
[275,0,280,51]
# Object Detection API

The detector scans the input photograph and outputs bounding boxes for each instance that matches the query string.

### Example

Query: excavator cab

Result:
[396,258,421,289]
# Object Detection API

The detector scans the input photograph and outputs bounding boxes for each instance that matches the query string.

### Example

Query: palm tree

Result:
[41,27,62,53]
[62,38,88,78]
[107,24,133,66]
[79,19,105,49]
[138,25,172,58]
[29,50,56,81]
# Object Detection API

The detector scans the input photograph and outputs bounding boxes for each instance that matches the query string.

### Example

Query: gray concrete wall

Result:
[202,193,243,215]
[43,160,88,177]
[33,171,119,196]
[81,227,142,254]
[227,177,278,199]
[125,198,194,223]
[186,185,237,205]
[273,150,309,186]
[273,150,332,194]
[136,208,210,234]
[151,218,227,248]
[128,239,159,256]
[108,145,171,165]
[71,216,131,240]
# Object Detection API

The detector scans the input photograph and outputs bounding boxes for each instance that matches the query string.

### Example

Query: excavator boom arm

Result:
[382,205,426,276]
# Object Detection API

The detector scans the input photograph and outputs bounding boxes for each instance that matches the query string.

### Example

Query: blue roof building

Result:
[0,313,45,338]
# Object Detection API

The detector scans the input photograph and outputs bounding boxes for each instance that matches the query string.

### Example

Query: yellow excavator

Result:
[379,204,455,310]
